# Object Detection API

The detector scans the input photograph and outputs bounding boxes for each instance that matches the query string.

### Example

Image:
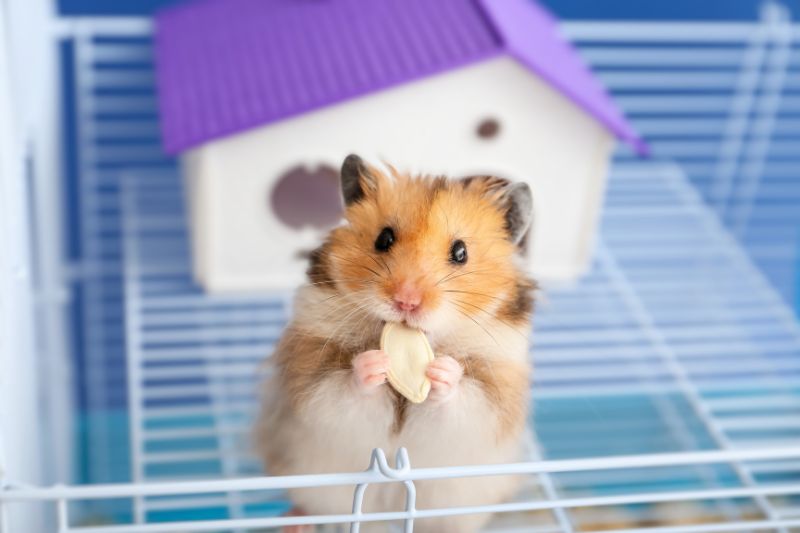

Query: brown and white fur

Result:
[256,155,536,532]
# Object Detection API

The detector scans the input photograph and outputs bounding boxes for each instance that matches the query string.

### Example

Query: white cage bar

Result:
[3,446,800,532]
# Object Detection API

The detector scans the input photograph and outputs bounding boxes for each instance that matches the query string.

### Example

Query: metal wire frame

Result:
[2,446,800,532]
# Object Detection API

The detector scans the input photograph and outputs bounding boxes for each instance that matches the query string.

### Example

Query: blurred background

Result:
[2,0,800,531]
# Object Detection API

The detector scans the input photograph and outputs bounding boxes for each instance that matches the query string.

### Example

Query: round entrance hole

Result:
[270,163,343,230]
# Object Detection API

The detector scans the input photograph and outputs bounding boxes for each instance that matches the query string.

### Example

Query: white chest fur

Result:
[271,367,525,532]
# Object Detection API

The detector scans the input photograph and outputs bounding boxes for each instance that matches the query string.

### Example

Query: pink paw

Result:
[352,349,390,393]
[426,355,463,401]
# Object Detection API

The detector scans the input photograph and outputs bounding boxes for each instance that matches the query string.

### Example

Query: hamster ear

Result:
[463,176,533,246]
[340,154,379,206]
[502,182,533,246]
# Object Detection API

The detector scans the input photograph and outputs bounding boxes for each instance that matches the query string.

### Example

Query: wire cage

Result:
[1,1,800,532]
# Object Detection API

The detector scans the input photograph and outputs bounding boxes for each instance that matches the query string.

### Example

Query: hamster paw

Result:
[352,349,390,393]
[426,355,463,402]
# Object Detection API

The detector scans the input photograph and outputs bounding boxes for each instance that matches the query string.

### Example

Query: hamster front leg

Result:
[425,355,464,402]
[352,349,391,391]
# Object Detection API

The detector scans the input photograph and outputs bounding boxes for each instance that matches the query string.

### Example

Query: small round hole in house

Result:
[270,163,343,231]
[477,117,501,139]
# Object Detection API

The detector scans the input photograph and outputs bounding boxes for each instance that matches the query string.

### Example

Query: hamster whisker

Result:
[437,267,516,286]
[316,293,376,364]
[348,303,380,355]
[451,298,529,341]
[316,290,373,325]
[450,301,502,349]
[314,282,378,304]
[437,267,491,285]
[328,297,377,353]
[435,269,459,286]
[310,282,376,306]
[443,311,502,386]
[366,254,392,277]
[278,293,368,350]
[451,298,492,316]
[438,327,500,388]
[377,255,392,276]
[308,278,378,288]
[328,253,383,279]
[316,306,367,364]
[319,290,355,304]
[443,289,505,302]
[436,266,494,286]
[288,290,370,347]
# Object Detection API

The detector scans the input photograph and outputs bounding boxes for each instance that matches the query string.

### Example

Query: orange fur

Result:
[329,167,524,323]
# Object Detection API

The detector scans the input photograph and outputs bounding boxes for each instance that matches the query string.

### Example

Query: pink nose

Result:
[393,284,422,313]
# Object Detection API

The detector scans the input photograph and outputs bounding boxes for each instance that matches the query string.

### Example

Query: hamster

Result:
[256,154,536,533]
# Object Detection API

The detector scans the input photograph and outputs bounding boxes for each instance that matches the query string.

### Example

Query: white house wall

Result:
[183,56,614,292]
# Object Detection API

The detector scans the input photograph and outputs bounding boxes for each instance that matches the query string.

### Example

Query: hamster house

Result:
[155,0,646,292]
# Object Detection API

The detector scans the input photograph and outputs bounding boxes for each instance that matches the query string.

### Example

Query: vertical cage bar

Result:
[72,24,113,489]
[732,2,793,236]
[537,472,574,533]
[57,496,69,533]
[710,15,769,219]
[121,178,145,524]
[350,482,369,533]
[401,480,416,533]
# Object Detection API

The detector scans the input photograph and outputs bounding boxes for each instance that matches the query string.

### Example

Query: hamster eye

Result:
[374,227,395,252]
[450,240,467,264]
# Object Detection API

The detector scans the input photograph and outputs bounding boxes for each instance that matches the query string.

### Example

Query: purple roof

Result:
[155,0,645,155]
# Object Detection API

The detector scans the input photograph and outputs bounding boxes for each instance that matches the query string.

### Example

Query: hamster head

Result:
[307,154,535,336]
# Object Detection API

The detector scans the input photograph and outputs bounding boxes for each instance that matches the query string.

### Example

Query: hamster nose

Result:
[393,283,422,313]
